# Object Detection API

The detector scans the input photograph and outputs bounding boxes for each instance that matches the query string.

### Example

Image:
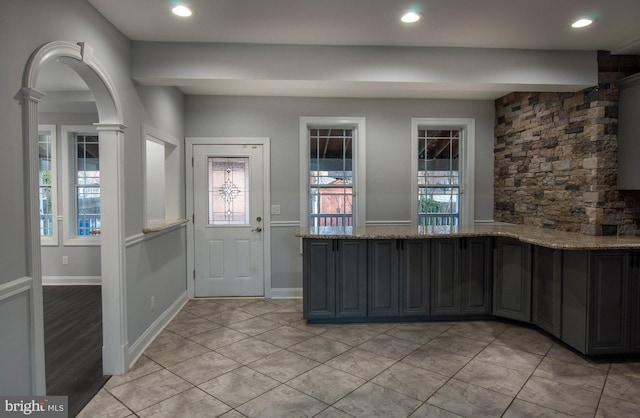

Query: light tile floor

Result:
[78,298,640,417]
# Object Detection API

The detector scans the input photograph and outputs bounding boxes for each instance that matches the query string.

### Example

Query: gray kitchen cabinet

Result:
[303,239,367,319]
[336,240,368,318]
[430,238,461,316]
[631,252,640,352]
[562,250,637,355]
[369,239,430,317]
[399,239,430,316]
[532,246,562,338]
[463,237,493,315]
[493,237,532,322]
[368,240,399,317]
[431,237,492,316]
[588,251,630,354]
[303,239,335,319]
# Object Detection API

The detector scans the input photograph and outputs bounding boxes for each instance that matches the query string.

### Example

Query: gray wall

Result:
[0,0,186,393]
[185,95,495,289]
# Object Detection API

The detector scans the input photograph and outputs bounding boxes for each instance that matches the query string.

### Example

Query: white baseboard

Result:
[127,291,189,370]
[269,288,302,299]
[42,276,101,286]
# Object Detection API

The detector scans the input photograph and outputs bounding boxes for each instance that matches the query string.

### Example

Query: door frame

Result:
[186,137,271,299]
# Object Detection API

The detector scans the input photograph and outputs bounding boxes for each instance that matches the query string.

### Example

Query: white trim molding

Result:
[366,220,412,226]
[299,117,366,228]
[410,118,475,227]
[0,277,33,302]
[270,288,303,299]
[270,221,301,228]
[42,276,101,286]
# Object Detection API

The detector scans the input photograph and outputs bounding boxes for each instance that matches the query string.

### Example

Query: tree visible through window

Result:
[309,128,353,230]
[418,129,460,226]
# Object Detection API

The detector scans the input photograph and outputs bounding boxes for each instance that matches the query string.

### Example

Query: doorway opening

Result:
[186,138,272,299]
[21,41,127,396]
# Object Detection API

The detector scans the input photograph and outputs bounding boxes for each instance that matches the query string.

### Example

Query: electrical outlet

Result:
[150,296,156,311]
[62,256,69,265]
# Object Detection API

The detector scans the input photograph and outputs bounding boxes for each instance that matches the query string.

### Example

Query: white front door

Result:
[193,144,265,297]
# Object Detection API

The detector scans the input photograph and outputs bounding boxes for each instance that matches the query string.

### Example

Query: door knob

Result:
[252,227,263,232]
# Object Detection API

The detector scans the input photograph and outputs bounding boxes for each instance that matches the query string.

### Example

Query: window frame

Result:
[61,125,101,246]
[299,117,366,228]
[411,118,475,227]
[38,124,58,246]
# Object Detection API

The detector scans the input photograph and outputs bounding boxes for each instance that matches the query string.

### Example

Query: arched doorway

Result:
[21,41,128,393]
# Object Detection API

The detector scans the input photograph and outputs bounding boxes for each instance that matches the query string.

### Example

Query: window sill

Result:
[143,218,189,234]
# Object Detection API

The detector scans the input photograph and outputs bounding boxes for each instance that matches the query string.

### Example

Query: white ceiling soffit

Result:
[87,0,638,99]
[88,0,640,52]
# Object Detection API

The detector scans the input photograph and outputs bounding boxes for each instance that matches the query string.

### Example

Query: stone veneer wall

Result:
[494,51,640,235]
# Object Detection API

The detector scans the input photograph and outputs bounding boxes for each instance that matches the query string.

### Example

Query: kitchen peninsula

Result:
[297,223,640,356]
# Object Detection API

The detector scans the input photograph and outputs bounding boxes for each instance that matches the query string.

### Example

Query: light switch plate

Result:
[271,205,281,215]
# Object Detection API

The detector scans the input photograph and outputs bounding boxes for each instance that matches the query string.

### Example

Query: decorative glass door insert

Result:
[208,157,250,225]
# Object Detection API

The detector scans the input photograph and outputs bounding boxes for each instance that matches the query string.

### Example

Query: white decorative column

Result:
[96,123,129,375]
[20,87,47,395]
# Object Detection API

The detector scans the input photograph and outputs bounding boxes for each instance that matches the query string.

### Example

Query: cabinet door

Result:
[493,238,532,322]
[631,252,640,353]
[532,246,562,337]
[368,240,399,317]
[303,239,335,319]
[588,251,630,354]
[336,240,367,318]
[431,239,461,316]
[463,237,493,315]
[400,240,429,316]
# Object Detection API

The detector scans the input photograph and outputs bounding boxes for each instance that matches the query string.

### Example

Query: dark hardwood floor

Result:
[44,285,109,417]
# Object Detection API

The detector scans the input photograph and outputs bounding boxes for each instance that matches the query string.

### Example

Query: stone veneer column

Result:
[494,51,640,235]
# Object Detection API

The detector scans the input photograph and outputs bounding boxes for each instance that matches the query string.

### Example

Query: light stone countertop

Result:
[296,223,640,250]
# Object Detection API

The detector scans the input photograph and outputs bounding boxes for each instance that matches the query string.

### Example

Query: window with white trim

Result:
[411,118,475,227]
[300,117,366,231]
[73,133,101,236]
[61,125,101,245]
[39,125,57,245]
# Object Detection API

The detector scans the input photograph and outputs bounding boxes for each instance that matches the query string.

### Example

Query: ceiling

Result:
[88,0,640,52]
[39,1,640,99]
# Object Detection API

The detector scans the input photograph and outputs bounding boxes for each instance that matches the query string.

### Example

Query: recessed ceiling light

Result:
[172,5,192,17]
[571,18,593,28]
[401,12,422,23]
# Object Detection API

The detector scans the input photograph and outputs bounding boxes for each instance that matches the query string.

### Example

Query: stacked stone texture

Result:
[494,52,640,235]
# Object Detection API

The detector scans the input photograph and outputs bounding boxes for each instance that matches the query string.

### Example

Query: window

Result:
[39,125,57,245]
[300,117,366,231]
[61,125,100,245]
[74,133,101,236]
[411,118,475,227]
